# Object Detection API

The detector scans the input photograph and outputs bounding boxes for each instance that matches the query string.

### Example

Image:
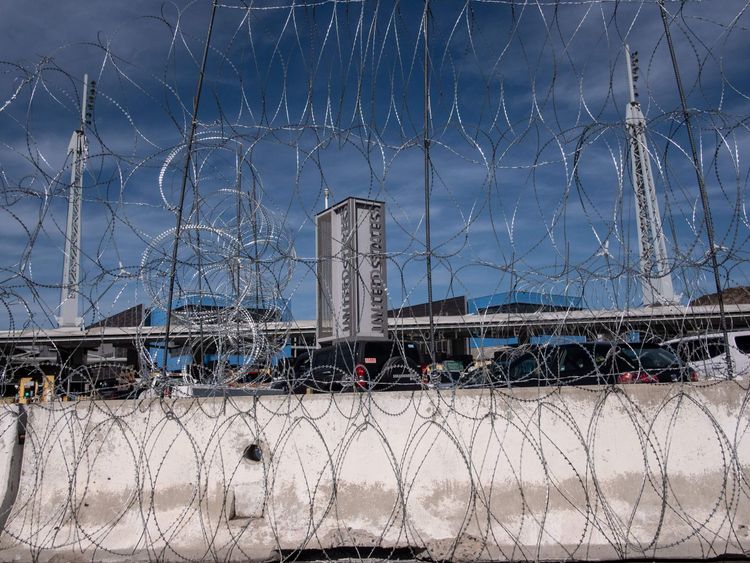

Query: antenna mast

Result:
[58,74,96,328]
[625,46,677,306]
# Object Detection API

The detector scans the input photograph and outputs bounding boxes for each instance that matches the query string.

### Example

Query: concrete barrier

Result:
[0,404,21,533]
[0,382,749,561]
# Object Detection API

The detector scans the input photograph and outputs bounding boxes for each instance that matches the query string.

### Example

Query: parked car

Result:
[424,355,469,388]
[277,340,423,394]
[614,344,698,383]
[489,345,543,386]
[662,331,750,380]
[501,342,696,387]
[426,345,536,390]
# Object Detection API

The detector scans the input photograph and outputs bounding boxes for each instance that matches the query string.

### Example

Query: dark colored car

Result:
[488,345,543,386]
[501,342,697,387]
[615,345,698,383]
[278,340,423,393]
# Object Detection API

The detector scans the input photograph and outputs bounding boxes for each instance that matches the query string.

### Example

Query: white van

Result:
[662,331,750,380]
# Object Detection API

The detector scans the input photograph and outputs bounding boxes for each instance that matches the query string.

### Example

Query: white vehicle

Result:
[662,331,750,380]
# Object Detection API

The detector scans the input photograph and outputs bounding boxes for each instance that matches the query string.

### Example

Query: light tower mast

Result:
[625,46,677,306]
[58,75,96,328]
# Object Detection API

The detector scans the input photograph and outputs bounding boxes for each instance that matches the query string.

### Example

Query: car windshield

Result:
[509,355,538,380]
[619,346,679,369]
[493,348,516,362]
[508,349,556,381]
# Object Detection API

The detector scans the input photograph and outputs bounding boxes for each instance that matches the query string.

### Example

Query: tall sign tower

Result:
[58,75,96,328]
[316,198,388,343]
[625,47,677,306]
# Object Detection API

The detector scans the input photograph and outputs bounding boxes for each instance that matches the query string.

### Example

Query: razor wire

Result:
[1,0,750,560]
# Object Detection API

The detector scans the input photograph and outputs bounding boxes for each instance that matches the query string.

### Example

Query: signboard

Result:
[316,197,387,343]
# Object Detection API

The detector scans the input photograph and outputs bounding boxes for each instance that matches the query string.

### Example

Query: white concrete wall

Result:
[0,405,21,531]
[0,383,749,561]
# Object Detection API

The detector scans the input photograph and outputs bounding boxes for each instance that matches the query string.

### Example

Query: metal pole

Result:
[235,144,243,379]
[423,1,436,365]
[657,0,732,377]
[236,144,243,299]
[59,75,90,329]
[162,0,219,375]
[624,45,677,305]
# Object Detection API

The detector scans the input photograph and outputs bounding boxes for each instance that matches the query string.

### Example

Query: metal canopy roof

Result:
[0,304,748,348]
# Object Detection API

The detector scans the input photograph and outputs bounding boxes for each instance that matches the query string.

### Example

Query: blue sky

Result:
[1,0,749,329]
